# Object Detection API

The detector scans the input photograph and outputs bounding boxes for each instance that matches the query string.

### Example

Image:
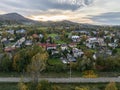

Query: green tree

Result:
[0,53,12,72]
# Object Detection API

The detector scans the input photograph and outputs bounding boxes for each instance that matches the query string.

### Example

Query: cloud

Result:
[0,0,120,25]
[87,12,120,25]
[0,0,93,11]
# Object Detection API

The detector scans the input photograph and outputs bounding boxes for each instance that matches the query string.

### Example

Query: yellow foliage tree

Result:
[105,82,118,90]
[18,82,28,90]
[13,53,21,71]
[27,50,48,84]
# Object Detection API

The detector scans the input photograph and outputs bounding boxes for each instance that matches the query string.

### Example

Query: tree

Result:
[105,82,118,90]
[13,48,31,72]
[0,53,12,72]
[18,80,29,90]
[13,45,46,72]
[52,85,61,90]
[36,80,52,90]
[27,48,48,84]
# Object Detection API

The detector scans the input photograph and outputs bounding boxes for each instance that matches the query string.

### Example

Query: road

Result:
[0,77,120,83]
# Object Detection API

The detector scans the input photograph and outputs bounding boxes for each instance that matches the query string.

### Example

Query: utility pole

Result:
[69,62,72,79]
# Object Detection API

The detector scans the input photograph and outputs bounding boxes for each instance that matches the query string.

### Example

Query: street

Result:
[0,77,120,83]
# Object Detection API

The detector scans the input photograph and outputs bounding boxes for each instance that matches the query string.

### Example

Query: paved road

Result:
[0,77,120,83]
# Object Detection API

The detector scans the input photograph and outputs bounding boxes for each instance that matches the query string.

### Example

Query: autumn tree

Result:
[13,45,46,72]
[18,79,29,90]
[75,86,89,90]
[27,47,48,84]
[105,82,118,90]
[36,80,52,90]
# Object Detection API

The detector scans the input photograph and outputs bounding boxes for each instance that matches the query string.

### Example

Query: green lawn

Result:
[0,83,18,90]
[48,34,57,38]
[48,34,66,44]
[117,48,120,54]
[0,72,22,77]
[48,58,63,65]
[41,71,82,78]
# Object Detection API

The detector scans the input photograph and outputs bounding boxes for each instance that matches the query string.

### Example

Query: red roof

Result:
[32,34,39,38]
[4,47,15,52]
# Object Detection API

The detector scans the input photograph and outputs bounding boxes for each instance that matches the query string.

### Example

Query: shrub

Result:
[82,70,98,78]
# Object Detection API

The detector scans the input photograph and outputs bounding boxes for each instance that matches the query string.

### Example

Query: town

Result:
[0,0,120,89]
[0,24,120,72]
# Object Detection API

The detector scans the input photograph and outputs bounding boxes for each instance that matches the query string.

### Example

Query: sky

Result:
[0,0,120,25]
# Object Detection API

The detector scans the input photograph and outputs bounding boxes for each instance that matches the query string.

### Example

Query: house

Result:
[74,30,89,35]
[60,57,69,64]
[25,40,32,46]
[51,50,59,55]
[104,30,109,35]
[61,44,68,51]
[9,37,15,42]
[86,37,105,48]
[39,34,44,38]
[71,35,80,42]
[32,34,39,39]
[69,43,77,48]
[86,37,98,44]
[1,38,7,43]
[16,29,26,34]
[6,30,14,34]
[55,36,60,40]
[95,49,112,58]
[4,46,15,52]
[39,43,57,50]
[72,48,84,58]
[108,43,118,48]
[67,54,76,62]
[13,37,26,48]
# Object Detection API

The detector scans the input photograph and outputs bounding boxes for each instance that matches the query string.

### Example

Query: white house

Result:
[86,37,105,48]
[61,44,68,51]
[71,35,80,42]
[72,48,84,58]
[108,43,118,48]
[6,30,14,34]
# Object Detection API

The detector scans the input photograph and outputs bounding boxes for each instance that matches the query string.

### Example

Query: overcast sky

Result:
[0,0,120,25]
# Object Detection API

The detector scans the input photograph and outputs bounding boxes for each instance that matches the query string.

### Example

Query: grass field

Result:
[117,48,120,54]
[48,34,58,38]
[48,58,63,65]
[0,72,22,77]
[0,83,18,90]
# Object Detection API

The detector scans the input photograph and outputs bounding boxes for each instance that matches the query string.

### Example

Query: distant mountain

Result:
[38,20,80,27]
[1,13,119,27]
[0,13,37,24]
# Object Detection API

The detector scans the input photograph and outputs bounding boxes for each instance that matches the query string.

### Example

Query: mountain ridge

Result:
[0,13,37,24]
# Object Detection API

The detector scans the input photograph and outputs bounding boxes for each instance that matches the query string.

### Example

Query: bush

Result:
[75,86,89,90]
[36,80,52,90]
[82,70,98,78]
